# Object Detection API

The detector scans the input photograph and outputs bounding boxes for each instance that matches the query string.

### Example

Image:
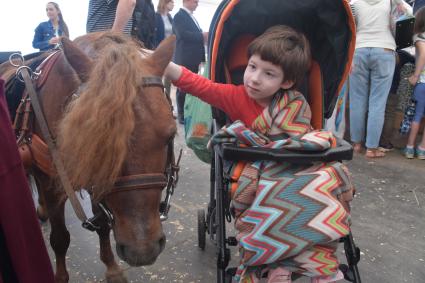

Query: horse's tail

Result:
[59,42,142,197]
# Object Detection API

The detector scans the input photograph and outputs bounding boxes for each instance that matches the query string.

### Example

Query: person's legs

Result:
[365,48,396,150]
[349,48,370,148]
[407,122,420,147]
[380,52,402,150]
[176,64,199,124]
[406,84,425,147]
[379,90,397,150]
[176,88,186,124]
[418,127,425,159]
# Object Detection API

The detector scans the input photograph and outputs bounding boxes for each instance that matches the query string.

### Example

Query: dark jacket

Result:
[32,20,65,51]
[132,0,156,49]
[154,12,173,48]
[172,8,205,68]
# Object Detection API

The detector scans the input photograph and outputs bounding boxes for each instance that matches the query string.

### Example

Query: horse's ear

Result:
[61,37,93,83]
[146,35,175,75]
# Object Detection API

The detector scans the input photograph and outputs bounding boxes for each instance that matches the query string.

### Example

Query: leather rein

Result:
[10,52,181,232]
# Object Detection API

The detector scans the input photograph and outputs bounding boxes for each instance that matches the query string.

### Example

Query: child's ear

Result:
[281,80,295,90]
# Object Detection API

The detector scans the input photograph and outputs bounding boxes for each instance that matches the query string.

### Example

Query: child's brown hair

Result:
[247,25,311,88]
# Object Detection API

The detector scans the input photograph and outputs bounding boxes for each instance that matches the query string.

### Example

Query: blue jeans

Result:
[413,83,425,123]
[349,47,396,148]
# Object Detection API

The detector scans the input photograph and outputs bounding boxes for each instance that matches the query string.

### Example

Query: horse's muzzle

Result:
[115,234,166,266]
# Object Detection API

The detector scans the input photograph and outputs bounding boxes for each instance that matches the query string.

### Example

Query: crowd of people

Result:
[31,0,208,123]
[346,0,425,159]
[30,0,425,159]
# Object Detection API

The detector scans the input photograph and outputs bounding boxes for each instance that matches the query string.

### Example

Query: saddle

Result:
[11,51,61,176]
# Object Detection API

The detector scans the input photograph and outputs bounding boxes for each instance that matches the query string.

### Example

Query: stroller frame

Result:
[196,0,362,282]
[198,120,362,283]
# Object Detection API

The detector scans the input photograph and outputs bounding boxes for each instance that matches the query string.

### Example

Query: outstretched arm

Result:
[112,0,136,32]
[164,61,183,81]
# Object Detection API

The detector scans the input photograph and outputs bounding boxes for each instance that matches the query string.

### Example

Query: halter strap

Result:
[112,173,168,192]
[141,76,164,88]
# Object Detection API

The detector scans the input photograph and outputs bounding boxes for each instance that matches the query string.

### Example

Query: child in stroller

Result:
[165,25,355,283]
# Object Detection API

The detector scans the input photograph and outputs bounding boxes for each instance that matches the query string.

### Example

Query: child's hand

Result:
[408,74,419,85]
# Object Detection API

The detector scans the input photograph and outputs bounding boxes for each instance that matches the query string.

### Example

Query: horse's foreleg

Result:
[48,200,70,283]
[97,227,128,283]
[93,207,127,283]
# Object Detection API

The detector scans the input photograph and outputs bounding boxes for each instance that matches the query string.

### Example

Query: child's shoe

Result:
[267,267,292,283]
[417,147,425,160]
[404,146,415,159]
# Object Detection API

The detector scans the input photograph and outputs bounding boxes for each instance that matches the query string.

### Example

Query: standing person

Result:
[155,0,174,99]
[155,0,174,47]
[131,0,156,49]
[405,6,425,159]
[172,0,208,124]
[349,0,396,158]
[0,79,55,283]
[87,0,136,34]
[32,2,69,51]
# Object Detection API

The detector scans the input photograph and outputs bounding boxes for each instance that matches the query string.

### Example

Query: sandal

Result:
[352,143,362,153]
[365,149,385,158]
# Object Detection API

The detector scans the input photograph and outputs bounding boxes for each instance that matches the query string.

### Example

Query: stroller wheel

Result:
[197,209,207,250]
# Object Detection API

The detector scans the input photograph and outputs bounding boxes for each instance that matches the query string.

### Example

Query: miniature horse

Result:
[0,33,177,283]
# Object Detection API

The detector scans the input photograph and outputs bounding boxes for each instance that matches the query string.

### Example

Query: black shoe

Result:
[378,142,394,152]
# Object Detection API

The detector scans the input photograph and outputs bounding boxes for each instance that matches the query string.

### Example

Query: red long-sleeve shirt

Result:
[173,67,265,125]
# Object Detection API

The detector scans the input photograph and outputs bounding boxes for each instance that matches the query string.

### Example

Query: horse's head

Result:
[59,33,177,266]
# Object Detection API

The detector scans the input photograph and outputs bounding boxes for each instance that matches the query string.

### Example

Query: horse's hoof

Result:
[106,272,128,283]
[37,205,49,222]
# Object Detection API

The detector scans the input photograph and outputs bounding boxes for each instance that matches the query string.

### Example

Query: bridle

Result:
[11,52,181,232]
[83,75,182,231]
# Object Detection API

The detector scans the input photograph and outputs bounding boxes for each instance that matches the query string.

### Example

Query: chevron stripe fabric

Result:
[210,91,355,282]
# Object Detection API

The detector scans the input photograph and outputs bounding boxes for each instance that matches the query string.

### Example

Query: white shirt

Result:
[162,14,173,38]
[353,0,395,50]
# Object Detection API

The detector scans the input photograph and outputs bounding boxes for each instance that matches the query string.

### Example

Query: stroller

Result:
[196,0,361,282]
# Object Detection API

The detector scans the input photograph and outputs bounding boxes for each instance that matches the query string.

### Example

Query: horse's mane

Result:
[58,33,146,197]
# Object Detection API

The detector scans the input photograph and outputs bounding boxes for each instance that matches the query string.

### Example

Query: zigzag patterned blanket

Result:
[210,91,355,282]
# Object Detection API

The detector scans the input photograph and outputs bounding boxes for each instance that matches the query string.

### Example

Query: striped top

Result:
[87,0,132,34]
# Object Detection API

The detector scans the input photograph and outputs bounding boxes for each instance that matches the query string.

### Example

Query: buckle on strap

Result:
[82,202,114,232]
[160,148,182,221]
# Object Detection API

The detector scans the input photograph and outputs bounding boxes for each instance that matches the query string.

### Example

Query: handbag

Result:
[183,64,212,164]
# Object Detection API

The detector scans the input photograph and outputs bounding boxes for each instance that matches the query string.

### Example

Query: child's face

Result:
[243,54,294,107]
